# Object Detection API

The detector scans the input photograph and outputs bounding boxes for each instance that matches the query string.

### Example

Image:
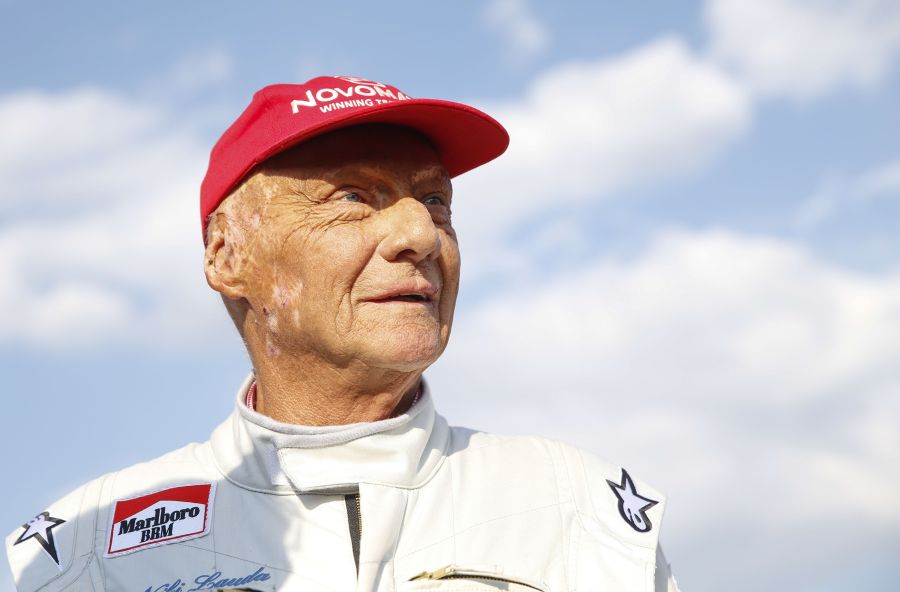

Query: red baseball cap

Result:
[199,75,509,242]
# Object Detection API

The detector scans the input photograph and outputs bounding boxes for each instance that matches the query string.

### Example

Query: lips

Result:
[364,280,437,304]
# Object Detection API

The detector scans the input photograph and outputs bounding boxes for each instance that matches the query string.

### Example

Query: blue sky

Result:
[2,1,900,591]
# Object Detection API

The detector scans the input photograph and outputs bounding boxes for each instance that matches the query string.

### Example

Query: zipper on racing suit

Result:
[344,492,362,575]
[410,566,546,591]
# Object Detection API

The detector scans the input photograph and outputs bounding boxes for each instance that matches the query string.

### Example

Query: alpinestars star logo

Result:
[14,511,66,567]
[607,469,659,533]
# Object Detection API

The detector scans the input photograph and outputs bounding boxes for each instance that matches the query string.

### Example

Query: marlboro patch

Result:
[106,483,215,557]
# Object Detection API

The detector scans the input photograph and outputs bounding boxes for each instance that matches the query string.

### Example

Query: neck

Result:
[247,348,422,426]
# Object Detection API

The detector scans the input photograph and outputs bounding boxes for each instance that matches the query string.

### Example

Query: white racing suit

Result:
[6,375,679,591]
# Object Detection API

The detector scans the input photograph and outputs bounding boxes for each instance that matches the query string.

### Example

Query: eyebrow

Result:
[409,165,451,187]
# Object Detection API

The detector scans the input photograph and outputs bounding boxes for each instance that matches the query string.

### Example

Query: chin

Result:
[363,330,446,371]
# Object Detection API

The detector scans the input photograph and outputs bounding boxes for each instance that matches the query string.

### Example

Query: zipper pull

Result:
[410,565,457,580]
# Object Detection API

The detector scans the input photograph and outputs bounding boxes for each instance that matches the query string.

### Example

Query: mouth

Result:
[376,293,431,303]
[365,282,438,304]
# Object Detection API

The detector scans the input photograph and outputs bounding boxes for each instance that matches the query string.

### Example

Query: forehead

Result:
[260,124,450,185]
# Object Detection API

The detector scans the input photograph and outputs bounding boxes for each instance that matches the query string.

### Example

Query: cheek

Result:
[298,227,376,319]
[316,229,373,288]
[439,235,461,320]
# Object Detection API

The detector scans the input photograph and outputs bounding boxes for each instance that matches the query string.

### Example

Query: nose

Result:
[376,197,441,263]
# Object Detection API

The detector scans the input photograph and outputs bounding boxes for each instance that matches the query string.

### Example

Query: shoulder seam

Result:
[548,440,573,591]
[90,471,115,591]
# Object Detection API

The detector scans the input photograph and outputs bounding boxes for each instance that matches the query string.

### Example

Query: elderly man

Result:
[6,76,678,592]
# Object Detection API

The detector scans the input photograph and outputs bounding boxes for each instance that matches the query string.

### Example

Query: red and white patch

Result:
[105,483,215,557]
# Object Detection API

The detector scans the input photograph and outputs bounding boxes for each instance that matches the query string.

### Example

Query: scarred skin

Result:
[203,125,460,425]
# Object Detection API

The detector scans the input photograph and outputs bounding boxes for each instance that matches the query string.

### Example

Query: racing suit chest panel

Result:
[390,431,664,592]
[211,482,355,581]
[391,432,571,591]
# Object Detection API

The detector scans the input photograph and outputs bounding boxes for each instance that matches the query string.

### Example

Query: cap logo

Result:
[290,78,412,114]
[106,483,215,557]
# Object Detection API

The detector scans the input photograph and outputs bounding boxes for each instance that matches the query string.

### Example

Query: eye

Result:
[423,194,446,206]
[342,192,364,203]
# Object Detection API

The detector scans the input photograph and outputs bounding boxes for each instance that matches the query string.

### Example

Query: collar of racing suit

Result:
[209,372,450,495]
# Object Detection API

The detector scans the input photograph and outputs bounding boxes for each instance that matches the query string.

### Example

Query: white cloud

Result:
[706,0,900,99]
[430,228,900,589]
[455,37,750,276]
[855,156,900,199]
[0,87,228,348]
[442,229,900,409]
[0,89,161,212]
[482,0,550,59]
[796,155,900,229]
[24,282,132,347]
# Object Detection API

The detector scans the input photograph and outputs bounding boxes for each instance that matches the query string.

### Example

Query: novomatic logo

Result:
[106,483,215,557]
[290,78,412,114]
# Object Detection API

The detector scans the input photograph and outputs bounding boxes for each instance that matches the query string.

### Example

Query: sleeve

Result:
[655,545,681,592]
[5,476,106,592]
[559,443,670,592]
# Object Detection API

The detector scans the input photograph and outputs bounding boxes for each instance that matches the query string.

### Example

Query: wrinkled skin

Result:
[203,125,460,425]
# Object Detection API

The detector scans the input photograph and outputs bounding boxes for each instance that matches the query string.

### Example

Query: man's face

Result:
[219,125,460,372]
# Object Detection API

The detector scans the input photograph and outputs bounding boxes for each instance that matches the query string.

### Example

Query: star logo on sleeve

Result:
[14,511,66,567]
[607,469,658,533]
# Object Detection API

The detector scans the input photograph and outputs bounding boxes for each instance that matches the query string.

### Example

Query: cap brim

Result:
[260,98,509,178]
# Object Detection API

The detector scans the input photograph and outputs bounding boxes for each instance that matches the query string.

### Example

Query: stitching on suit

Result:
[89,474,111,592]
[557,444,582,591]
[390,487,415,588]
[100,471,120,592]
[447,441,458,566]
[547,441,571,592]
